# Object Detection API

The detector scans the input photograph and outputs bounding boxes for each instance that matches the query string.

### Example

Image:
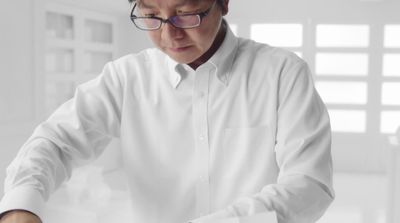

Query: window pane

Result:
[384,25,400,48]
[250,23,303,47]
[46,12,74,39]
[328,110,366,133]
[316,24,369,47]
[383,54,400,76]
[315,53,368,76]
[45,49,74,73]
[382,82,400,105]
[316,81,367,104]
[85,19,113,43]
[381,111,400,134]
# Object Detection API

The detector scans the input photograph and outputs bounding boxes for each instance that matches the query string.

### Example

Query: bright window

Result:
[383,54,400,76]
[316,81,367,104]
[328,110,366,133]
[381,111,400,134]
[384,25,400,48]
[315,53,369,76]
[316,24,370,48]
[250,23,303,47]
[381,82,400,105]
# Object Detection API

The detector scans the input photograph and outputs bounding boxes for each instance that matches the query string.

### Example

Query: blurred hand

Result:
[0,210,41,223]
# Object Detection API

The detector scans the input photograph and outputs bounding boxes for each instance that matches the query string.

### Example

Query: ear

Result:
[221,0,229,16]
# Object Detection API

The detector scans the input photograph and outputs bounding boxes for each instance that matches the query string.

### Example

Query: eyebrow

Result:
[138,0,201,9]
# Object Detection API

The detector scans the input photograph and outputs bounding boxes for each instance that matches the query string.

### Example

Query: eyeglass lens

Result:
[135,15,201,30]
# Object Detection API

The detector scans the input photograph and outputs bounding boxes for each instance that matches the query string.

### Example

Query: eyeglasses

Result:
[130,1,216,31]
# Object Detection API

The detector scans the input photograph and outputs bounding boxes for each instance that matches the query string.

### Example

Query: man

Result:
[0,0,334,222]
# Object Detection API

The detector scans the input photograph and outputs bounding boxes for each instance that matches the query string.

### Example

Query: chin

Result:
[167,53,198,65]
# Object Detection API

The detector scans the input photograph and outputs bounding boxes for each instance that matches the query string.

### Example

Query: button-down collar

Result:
[166,24,239,88]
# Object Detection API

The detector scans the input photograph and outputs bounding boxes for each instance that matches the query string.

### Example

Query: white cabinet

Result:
[31,2,128,222]
[35,0,117,116]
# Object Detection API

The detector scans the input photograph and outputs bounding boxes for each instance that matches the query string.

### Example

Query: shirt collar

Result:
[207,22,239,86]
[166,21,239,88]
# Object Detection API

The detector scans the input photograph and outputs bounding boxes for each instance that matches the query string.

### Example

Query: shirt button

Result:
[198,92,205,98]
[199,135,205,141]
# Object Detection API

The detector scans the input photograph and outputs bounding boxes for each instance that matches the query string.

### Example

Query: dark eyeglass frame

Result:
[130,1,216,31]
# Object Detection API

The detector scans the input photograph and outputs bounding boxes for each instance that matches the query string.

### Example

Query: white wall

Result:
[115,12,152,57]
[0,0,34,125]
[0,0,37,195]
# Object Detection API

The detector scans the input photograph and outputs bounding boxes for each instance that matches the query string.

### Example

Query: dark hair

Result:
[128,0,225,8]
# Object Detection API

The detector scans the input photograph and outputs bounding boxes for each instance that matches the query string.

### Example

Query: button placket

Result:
[192,68,211,217]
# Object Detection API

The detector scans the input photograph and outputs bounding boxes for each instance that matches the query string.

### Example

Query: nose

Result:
[161,22,185,41]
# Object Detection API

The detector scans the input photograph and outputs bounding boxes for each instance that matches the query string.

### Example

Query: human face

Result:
[135,0,228,68]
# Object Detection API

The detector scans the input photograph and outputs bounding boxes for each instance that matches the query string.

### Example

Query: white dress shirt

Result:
[0,27,334,223]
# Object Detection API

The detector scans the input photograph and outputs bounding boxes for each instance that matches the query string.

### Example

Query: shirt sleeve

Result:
[190,60,334,223]
[0,61,124,219]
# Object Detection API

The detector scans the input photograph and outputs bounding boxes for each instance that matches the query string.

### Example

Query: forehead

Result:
[137,0,203,9]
